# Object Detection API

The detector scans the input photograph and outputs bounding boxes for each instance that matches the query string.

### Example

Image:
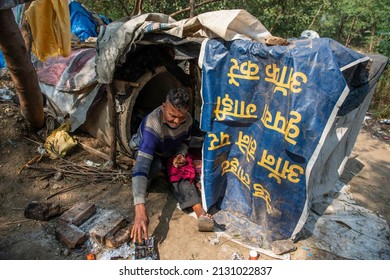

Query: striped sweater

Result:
[131,106,192,205]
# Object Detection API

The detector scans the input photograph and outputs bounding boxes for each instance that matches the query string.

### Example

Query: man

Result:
[129,88,213,243]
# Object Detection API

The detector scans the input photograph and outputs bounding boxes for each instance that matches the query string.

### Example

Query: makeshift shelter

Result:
[32,9,388,258]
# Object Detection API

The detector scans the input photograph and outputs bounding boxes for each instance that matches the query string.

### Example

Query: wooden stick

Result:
[79,142,110,160]
[46,181,91,200]
[88,187,107,200]
[78,142,129,170]
[5,219,33,225]
[107,83,117,169]
[23,136,42,145]
[18,154,43,174]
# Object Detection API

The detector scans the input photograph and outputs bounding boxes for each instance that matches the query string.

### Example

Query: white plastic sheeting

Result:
[306,181,390,259]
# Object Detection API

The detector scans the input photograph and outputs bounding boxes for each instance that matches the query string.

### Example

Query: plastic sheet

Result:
[199,37,376,246]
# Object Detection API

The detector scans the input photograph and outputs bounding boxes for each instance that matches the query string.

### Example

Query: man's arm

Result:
[130,203,149,243]
[131,152,152,243]
[131,128,159,242]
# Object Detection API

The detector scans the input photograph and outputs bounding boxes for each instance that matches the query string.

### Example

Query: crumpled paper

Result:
[44,121,77,159]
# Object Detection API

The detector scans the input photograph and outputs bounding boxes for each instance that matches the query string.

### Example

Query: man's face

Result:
[162,101,188,129]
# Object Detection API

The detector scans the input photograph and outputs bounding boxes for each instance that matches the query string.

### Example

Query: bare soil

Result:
[1,75,389,260]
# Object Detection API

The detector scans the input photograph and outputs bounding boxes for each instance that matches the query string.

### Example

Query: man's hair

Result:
[166,88,190,110]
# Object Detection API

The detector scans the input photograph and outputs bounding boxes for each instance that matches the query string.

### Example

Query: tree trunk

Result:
[170,0,221,18]
[131,0,143,16]
[345,16,356,47]
[337,15,345,42]
[117,0,130,16]
[20,2,32,56]
[0,8,44,128]
[369,23,376,52]
[107,83,117,169]
[189,0,195,18]
[308,4,323,30]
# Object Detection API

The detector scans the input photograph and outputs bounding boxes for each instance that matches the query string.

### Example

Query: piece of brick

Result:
[89,212,127,245]
[55,223,88,249]
[105,226,131,248]
[60,201,96,226]
[24,201,62,221]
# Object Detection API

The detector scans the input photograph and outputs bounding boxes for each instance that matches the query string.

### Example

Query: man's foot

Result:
[197,214,214,232]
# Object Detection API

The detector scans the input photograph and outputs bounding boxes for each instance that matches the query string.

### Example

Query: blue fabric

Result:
[0,51,5,68]
[69,1,98,41]
[200,38,369,241]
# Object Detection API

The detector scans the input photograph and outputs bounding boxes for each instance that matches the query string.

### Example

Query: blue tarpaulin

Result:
[69,1,98,41]
[0,51,5,68]
[199,38,370,243]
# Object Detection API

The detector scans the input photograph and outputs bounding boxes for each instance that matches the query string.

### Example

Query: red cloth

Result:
[167,154,196,183]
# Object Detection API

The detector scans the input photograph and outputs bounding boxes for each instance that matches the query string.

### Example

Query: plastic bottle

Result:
[249,250,258,260]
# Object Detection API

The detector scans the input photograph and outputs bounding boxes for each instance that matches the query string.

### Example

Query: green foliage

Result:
[376,34,390,58]
[78,0,126,20]
[369,66,390,119]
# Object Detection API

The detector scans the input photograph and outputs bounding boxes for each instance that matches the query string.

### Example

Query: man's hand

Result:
[173,153,186,168]
[130,203,149,243]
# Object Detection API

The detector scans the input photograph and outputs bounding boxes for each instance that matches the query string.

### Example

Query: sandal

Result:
[197,215,214,232]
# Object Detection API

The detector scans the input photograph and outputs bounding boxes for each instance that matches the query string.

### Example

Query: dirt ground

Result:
[1,75,389,260]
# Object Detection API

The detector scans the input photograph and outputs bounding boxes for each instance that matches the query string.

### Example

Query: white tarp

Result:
[95,10,271,84]
[306,181,390,259]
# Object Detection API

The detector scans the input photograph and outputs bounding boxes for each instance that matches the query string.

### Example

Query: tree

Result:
[0,7,44,128]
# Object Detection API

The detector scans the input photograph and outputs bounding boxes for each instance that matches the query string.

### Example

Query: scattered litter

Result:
[52,183,63,190]
[0,88,15,101]
[53,171,64,181]
[44,122,77,159]
[99,237,158,260]
[134,237,158,260]
[249,250,259,260]
[84,159,101,167]
[86,253,95,260]
[364,116,372,121]
[231,252,244,260]
[100,243,134,260]
[363,116,372,125]
[308,253,313,257]
[379,119,390,125]
[301,246,310,251]
[37,145,47,155]
[208,235,220,245]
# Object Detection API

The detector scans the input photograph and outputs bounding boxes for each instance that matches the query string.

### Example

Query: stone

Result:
[271,239,297,255]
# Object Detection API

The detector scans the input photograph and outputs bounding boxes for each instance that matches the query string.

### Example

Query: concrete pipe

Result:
[82,65,189,156]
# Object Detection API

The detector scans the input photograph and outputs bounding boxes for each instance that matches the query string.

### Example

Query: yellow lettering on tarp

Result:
[208,132,231,150]
[235,131,257,162]
[214,94,257,121]
[284,111,301,143]
[257,149,304,184]
[253,183,272,213]
[221,157,251,190]
[261,104,302,145]
[227,58,260,87]
[265,64,307,96]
